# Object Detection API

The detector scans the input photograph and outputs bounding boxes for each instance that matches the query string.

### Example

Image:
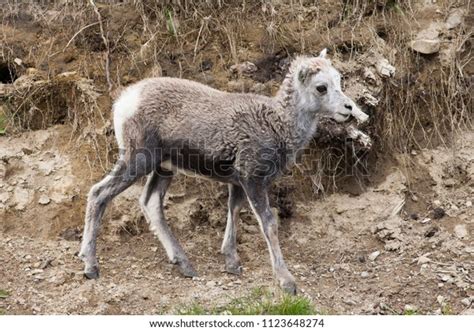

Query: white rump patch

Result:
[113,83,144,148]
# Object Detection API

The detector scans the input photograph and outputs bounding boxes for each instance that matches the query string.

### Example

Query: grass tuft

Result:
[178,287,317,315]
[0,289,10,299]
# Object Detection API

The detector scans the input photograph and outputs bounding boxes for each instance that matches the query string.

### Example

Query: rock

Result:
[14,58,23,66]
[363,68,376,83]
[446,9,464,29]
[343,298,357,305]
[38,195,51,205]
[466,201,472,208]
[465,246,474,254]
[433,200,442,207]
[13,188,31,211]
[361,271,370,278]
[205,280,216,287]
[461,298,471,307]
[443,178,456,187]
[384,241,401,251]
[368,251,380,261]
[454,224,467,239]
[440,274,451,283]
[424,226,439,238]
[358,255,366,263]
[230,61,257,75]
[417,256,431,265]
[375,59,395,77]
[410,39,440,55]
[436,295,445,305]
[30,269,44,275]
[432,207,445,219]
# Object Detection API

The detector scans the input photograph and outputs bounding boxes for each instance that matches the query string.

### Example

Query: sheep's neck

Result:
[274,76,319,153]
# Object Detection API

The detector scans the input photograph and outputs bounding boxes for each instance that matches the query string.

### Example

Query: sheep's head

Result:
[293,50,369,124]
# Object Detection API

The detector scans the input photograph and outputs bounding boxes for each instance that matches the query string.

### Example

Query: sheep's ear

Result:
[319,48,328,58]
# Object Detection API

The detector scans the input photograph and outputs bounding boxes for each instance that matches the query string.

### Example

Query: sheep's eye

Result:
[316,85,327,94]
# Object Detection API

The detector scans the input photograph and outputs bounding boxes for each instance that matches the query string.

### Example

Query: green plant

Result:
[178,287,317,315]
[0,112,6,135]
[0,289,10,299]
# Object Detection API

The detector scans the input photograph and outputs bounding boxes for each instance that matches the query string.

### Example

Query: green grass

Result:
[178,287,318,315]
[0,113,6,135]
[403,308,418,315]
[0,289,9,299]
[165,8,177,37]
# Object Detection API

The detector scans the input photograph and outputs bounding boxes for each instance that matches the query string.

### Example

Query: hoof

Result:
[84,266,100,280]
[280,280,297,295]
[225,260,242,275]
[176,260,198,278]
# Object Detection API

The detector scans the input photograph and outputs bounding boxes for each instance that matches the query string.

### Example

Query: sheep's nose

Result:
[344,104,353,111]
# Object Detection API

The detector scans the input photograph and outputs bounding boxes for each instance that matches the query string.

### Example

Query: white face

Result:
[295,51,369,124]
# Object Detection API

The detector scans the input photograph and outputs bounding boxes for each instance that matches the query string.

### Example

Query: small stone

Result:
[433,200,442,207]
[424,226,439,238]
[411,150,418,156]
[410,39,440,54]
[230,61,257,75]
[454,224,468,239]
[151,247,158,252]
[30,269,44,275]
[465,246,474,254]
[432,207,445,220]
[38,195,50,205]
[385,241,401,251]
[466,201,472,208]
[461,298,471,306]
[421,218,431,224]
[206,280,216,287]
[437,295,445,305]
[444,179,456,187]
[361,271,370,278]
[14,58,23,66]
[446,9,464,29]
[343,298,357,305]
[368,251,380,261]
[375,58,395,77]
[417,256,431,265]
[411,195,419,202]
[440,274,451,282]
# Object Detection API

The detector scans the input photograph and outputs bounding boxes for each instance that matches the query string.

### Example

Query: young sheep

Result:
[79,49,369,294]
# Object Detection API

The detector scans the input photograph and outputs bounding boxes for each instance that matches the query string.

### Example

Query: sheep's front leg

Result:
[221,184,245,275]
[241,180,296,295]
[139,170,197,278]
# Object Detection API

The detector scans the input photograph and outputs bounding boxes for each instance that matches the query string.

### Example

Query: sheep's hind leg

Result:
[80,155,148,279]
[241,180,297,295]
[221,184,245,275]
[140,169,197,278]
